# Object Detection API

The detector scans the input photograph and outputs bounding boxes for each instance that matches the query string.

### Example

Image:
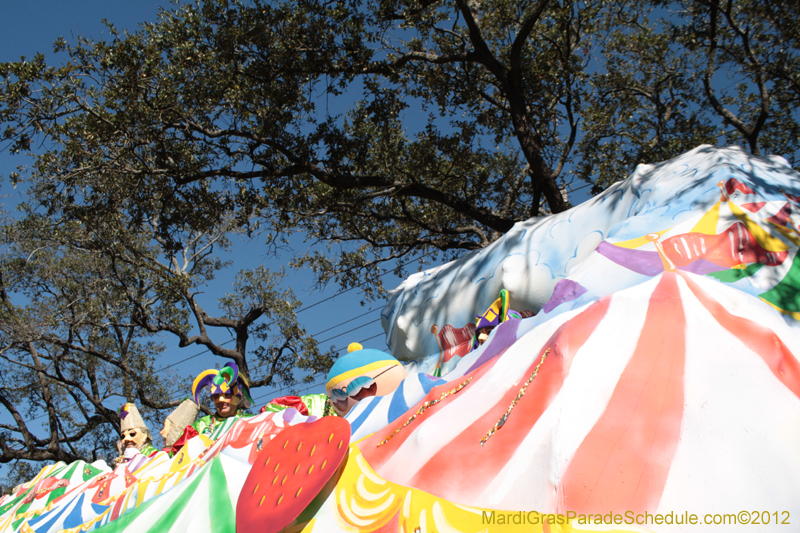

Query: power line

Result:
[151,309,380,376]
[296,250,435,314]
[148,252,432,374]
[566,182,592,193]
[249,330,387,403]
[252,378,326,404]
[154,339,235,373]
[16,254,431,426]
[340,331,384,349]
[22,329,390,424]
[316,317,382,345]
[310,307,380,337]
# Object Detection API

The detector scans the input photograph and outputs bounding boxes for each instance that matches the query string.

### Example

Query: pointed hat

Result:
[119,402,147,433]
[164,398,200,447]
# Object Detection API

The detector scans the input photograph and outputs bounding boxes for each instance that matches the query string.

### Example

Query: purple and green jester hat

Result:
[472,288,522,349]
[192,362,254,408]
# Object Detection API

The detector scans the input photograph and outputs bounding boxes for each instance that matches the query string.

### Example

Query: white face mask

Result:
[120,427,148,451]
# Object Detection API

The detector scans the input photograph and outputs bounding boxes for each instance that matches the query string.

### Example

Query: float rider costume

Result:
[161,398,200,455]
[191,362,255,441]
[117,403,158,465]
[471,289,522,350]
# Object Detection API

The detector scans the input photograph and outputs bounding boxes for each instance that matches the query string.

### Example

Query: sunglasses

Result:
[329,366,396,403]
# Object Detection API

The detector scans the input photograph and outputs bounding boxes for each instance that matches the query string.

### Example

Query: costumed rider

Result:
[191,362,255,441]
[116,403,158,466]
[160,398,200,455]
[325,343,407,417]
[472,288,522,350]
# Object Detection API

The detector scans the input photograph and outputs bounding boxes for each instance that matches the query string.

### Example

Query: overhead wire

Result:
[154,339,235,373]
[566,182,592,193]
[316,317,382,345]
[295,249,436,315]
[249,331,387,404]
[18,251,434,424]
[23,327,389,425]
[149,251,432,374]
[310,307,380,337]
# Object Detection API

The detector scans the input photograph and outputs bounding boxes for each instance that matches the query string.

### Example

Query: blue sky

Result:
[0,1,397,410]
[1,1,168,60]
[0,1,595,410]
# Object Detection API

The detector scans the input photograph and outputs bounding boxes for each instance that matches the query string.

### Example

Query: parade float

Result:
[2,145,799,532]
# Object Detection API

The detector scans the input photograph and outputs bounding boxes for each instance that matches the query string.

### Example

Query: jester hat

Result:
[326,346,401,393]
[472,289,521,347]
[192,362,254,407]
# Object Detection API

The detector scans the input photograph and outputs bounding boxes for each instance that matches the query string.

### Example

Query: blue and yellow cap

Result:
[326,347,401,392]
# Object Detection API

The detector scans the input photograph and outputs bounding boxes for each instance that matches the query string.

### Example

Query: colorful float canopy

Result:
[6,146,800,533]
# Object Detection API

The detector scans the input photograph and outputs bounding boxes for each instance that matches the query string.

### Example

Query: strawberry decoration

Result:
[236,416,350,533]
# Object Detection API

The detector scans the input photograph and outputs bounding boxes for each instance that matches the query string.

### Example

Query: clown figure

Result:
[326,343,407,417]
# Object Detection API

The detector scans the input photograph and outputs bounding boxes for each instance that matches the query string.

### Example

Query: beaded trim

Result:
[480,348,550,447]
[377,377,473,447]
